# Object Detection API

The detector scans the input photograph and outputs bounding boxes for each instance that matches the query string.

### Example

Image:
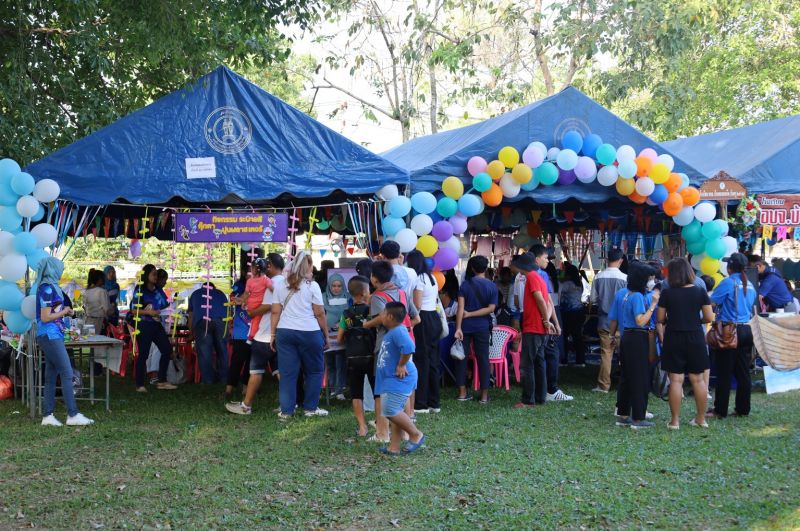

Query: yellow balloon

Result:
[498,146,520,168]
[651,163,669,184]
[511,163,533,184]
[487,160,505,181]
[442,176,464,200]
[416,235,439,258]
[700,256,720,276]
[711,272,724,288]
[616,177,635,196]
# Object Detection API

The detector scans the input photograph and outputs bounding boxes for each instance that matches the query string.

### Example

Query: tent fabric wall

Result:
[662,114,800,195]
[382,86,704,203]
[26,66,409,206]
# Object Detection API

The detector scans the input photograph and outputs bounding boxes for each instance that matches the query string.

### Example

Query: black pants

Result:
[544,335,560,394]
[520,333,547,404]
[227,339,251,388]
[455,330,491,391]
[136,321,172,387]
[561,308,586,365]
[712,324,753,417]
[617,330,650,421]
[413,310,443,409]
[347,359,376,401]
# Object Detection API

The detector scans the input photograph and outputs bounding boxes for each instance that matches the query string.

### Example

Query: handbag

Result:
[450,339,465,360]
[435,298,449,340]
[706,279,740,350]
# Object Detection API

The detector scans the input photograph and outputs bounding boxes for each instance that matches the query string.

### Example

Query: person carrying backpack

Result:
[337,276,376,437]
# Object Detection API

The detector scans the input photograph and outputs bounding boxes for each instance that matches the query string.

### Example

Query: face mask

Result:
[646,280,656,291]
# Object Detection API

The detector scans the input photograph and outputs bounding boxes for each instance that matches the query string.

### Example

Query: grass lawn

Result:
[1,368,799,529]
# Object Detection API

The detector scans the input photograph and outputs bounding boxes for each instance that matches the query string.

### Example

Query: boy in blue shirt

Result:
[375,302,425,455]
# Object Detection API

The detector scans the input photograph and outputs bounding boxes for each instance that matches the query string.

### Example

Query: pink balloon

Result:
[639,148,658,163]
[467,156,488,176]
[522,147,544,168]
[574,156,597,181]
[433,247,458,271]
[449,214,468,235]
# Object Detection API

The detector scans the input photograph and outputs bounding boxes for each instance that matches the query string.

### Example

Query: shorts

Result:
[347,359,376,400]
[249,340,277,375]
[661,329,709,375]
[380,392,409,417]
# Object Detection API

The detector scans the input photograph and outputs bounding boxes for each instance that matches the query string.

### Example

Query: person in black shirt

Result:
[657,258,714,429]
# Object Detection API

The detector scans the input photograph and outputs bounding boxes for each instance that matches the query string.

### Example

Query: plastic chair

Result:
[105,322,130,377]
[470,325,519,391]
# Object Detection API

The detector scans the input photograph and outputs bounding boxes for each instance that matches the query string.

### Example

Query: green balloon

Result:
[705,238,726,260]
[681,220,703,242]
[701,221,722,240]
[535,162,559,186]
[595,144,617,166]
[687,239,706,255]
[436,197,458,218]
[473,172,492,193]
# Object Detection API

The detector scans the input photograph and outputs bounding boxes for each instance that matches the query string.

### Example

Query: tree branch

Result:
[312,77,395,119]
[530,0,554,95]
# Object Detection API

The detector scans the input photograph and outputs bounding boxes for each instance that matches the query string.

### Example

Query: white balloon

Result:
[528,141,547,156]
[409,214,433,236]
[616,145,636,162]
[720,264,730,276]
[546,147,561,161]
[690,253,704,270]
[21,294,36,320]
[0,253,27,282]
[441,236,461,253]
[383,202,391,216]
[635,177,655,196]
[694,202,716,223]
[33,179,60,203]
[377,184,399,201]
[499,174,521,198]
[656,154,675,171]
[597,166,618,186]
[672,206,695,227]
[0,231,13,255]
[31,223,58,247]
[392,228,418,253]
[16,195,39,218]
[722,236,738,257]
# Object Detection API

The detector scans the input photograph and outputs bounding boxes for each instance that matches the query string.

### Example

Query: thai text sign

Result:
[174,212,288,242]
[699,175,747,201]
[757,195,800,225]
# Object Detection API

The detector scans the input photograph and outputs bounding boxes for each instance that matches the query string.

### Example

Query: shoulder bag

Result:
[706,281,738,350]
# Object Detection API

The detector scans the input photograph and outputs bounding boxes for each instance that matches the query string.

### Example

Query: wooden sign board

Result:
[699,171,747,201]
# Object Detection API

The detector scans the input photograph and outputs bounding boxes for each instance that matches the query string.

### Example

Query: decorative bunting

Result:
[762,224,774,240]
[776,226,788,241]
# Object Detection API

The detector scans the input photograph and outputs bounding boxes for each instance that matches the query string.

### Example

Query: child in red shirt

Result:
[245,258,273,342]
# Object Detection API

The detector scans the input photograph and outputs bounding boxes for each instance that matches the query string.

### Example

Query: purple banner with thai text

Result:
[174,212,288,243]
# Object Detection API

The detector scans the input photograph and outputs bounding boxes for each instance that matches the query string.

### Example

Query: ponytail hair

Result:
[727,253,748,294]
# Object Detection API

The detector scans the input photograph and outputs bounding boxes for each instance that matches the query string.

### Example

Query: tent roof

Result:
[26,66,409,206]
[661,114,800,194]
[382,86,704,204]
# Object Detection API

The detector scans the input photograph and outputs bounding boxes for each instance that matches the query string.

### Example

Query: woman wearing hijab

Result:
[270,251,329,418]
[323,272,349,400]
[103,265,121,326]
[37,257,95,427]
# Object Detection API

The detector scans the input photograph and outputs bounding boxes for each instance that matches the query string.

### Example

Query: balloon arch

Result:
[378,131,735,286]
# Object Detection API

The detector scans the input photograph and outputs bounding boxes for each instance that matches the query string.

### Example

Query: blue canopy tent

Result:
[26,66,409,207]
[662,114,800,194]
[383,86,703,205]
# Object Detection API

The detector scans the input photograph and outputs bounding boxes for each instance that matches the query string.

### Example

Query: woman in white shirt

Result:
[270,251,329,418]
[84,269,113,335]
[407,250,443,413]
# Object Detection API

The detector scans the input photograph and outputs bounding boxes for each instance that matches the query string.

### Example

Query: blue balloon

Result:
[581,134,602,158]
[561,131,583,153]
[31,204,45,222]
[425,258,435,270]
[4,310,31,334]
[678,173,690,191]
[458,194,482,217]
[0,283,23,311]
[26,249,49,270]
[521,175,540,192]
[428,210,443,223]
[13,232,37,255]
[381,216,406,237]
[10,172,35,196]
[388,196,412,218]
[0,180,19,207]
[410,192,437,215]
[0,159,21,180]
[0,206,22,231]
[649,184,668,204]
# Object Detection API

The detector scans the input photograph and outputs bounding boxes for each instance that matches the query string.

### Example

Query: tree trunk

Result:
[429,61,438,134]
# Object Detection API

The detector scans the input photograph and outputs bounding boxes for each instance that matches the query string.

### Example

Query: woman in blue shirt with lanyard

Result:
[614,262,658,429]
[708,253,757,418]
[130,264,176,392]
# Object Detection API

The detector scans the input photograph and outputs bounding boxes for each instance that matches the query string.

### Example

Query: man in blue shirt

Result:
[755,260,793,311]
[188,282,230,384]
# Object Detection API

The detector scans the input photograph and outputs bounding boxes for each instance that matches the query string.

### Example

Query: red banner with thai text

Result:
[757,195,800,225]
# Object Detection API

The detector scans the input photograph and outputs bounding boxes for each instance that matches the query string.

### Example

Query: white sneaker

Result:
[645,411,654,420]
[546,390,574,401]
[41,414,63,427]
[335,393,347,401]
[225,402,252,415]
[592,387,609,394]
[304,408,329,417]
[414,408,430,414]
[429,407,441,413]
[66,413,94,426]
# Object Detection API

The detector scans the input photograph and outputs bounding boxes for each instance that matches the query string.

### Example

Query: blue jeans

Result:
[195,319,229,384]
[39,335,79,417]
[276,328,324,414]
[325,349,347,394]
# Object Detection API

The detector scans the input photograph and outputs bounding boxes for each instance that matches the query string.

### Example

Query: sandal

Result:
[666,422,680,430]
[378,446,402,456]
[356,428,369,437]
[689,419,709,428]
[404,434,426,454]
[367,435,390,443]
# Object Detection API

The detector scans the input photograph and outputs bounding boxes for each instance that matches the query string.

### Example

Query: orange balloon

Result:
[487,160,505,181]
[433,271,445,290]
[662,192,684,216]
[635,156,653,177]
[680,186,700,207]
[482,183,503,206]
[616,177,635,196]
[629,191,647,204]
[664,172,682,193]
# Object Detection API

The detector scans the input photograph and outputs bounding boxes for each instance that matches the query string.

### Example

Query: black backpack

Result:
[342,304,376,368]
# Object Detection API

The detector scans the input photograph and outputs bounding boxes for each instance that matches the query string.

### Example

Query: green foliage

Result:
[0,0,322,165]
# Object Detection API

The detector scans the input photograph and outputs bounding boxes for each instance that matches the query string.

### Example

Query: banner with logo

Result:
[174,212,288,243]
[757,195,800,225]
